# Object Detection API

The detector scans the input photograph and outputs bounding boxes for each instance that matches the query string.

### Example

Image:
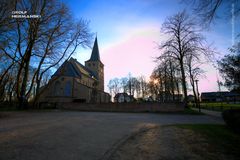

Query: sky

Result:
[63,0,240,94]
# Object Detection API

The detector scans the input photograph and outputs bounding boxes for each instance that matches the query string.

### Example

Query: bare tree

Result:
[186,54,205,107]
[0,0,15,35]
[130,77,140,98]
[148,72,160,101]
[108,78,120,97]
[152,58,179,102]
[150,66,162,102]
[159,11,213,107]
[126,73,133,96]
[107,80,114,100]
[109,75,146,100]
[185,0,240,53]
[0,0,92,109]
[138,76,148,98]
[120,77,128,93]
[0,0,18,90]
[184,0,240,26]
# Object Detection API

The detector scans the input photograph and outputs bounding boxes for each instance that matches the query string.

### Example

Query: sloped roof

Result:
[114,93,129,99]
[52,58,97,80]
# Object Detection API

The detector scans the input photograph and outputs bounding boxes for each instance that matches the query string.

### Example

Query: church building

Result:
[38,37,111,103]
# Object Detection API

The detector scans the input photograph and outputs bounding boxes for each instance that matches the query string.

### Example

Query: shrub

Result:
[222,109,240,133]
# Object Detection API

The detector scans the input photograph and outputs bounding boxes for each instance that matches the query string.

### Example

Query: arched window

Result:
[54,81,61,96]
[64,81,71,96]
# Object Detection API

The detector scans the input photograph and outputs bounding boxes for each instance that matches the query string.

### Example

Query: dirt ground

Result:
[109,126,235,160]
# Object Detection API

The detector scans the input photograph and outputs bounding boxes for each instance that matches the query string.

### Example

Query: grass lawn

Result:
[176,124,240,158]
[190,102,240,111]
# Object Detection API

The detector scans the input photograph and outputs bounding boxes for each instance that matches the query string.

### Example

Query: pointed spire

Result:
[89,36,100,61]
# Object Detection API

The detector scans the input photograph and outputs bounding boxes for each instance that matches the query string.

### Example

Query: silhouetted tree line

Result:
[108,74,149,101]
[150,59,182,102]
[152,0,240,107]
[153,11,214,107]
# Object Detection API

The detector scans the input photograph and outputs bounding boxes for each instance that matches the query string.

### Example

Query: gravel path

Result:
[0,111,224,160]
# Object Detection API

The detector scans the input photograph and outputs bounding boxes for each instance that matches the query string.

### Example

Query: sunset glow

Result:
[65,0,240,94]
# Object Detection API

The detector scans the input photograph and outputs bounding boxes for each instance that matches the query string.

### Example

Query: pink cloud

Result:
[197,64,228,94]
[101,29,160,90]
[97,27,227,94]
[101,31,228,94]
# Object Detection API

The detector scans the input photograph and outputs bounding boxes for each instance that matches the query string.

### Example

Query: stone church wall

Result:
[38,75,110,103]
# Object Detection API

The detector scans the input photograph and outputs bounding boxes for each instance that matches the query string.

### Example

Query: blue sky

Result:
[62,0,240,93]
[65,0,185,41]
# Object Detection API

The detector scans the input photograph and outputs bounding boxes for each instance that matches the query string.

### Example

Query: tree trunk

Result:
[176,79,180,102]
[190,75,198,107]
[180,59,188,107]
[169,62,175,101]
[18,46,33,109]
[33,78,41,108]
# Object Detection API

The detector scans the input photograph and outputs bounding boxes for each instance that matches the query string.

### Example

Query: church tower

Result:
[85,37,104,91]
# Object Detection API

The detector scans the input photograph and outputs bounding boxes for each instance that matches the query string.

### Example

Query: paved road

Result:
[0,111,224,160]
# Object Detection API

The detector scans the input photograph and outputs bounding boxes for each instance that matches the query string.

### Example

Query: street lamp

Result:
[195,79,201,112]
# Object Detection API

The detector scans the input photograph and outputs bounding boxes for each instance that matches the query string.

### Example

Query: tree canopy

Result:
[218,52,240,93]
